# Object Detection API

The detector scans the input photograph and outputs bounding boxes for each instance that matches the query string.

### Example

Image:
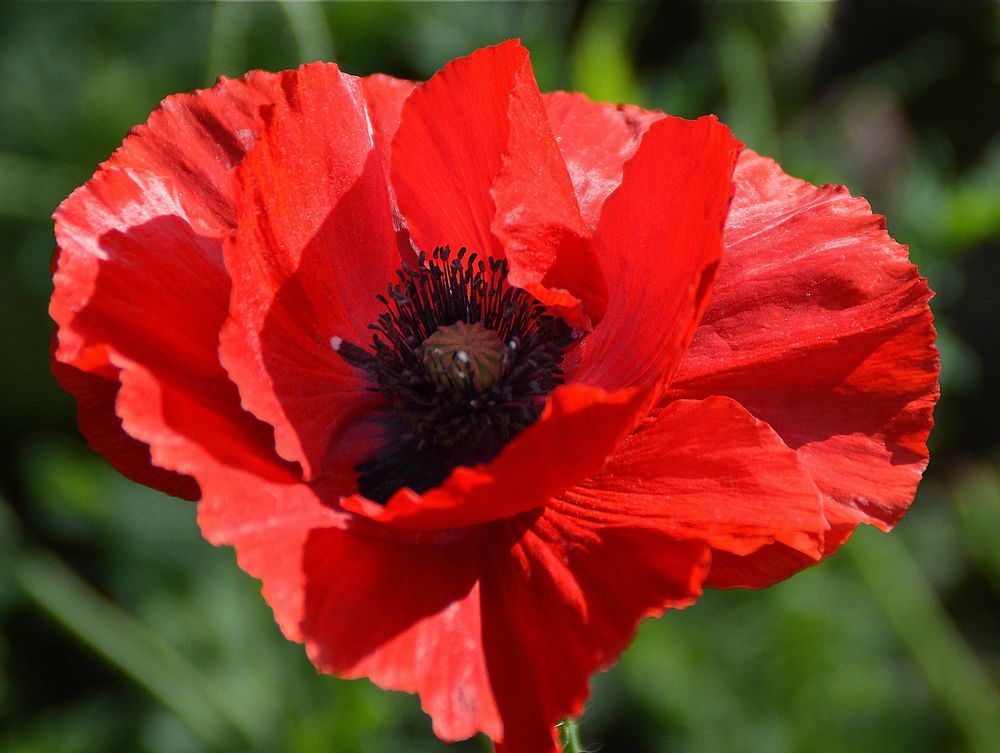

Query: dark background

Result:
[1,2,998,752]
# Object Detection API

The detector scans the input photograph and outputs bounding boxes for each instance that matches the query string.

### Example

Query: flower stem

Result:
[560,718,583,753]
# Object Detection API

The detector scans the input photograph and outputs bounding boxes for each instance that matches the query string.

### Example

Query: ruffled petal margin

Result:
[50,348,199,499]
[483,510,709,753]
[196,470,351,644]
[668,150,939,586]
[50,71,288,498]
[200,473,711,753]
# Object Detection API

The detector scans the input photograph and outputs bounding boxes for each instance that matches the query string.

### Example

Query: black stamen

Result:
[334,246,573,503]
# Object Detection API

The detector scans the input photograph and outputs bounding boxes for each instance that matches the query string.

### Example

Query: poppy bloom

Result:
[50,41,938,753]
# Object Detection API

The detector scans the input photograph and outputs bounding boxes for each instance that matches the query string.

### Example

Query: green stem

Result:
[560,717,583,753]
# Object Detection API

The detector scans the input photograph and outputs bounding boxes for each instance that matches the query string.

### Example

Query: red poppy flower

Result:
[50,41,938,753]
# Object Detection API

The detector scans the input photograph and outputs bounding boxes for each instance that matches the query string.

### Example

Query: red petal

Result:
[51,71,275,364]
[301,525,500,742]
[571,116,741,392]
[196,469,350,642]
[52,181,298,500]
[247,499,706,753]
[543,92,663,231]
[50,70,295,495]
[669,150,939,575]
[361,73,416,180]
[100,70,276,229]
[220,63,402,480]
[197,397,713,753]
[704,542,823,590]
[341,383,647,531]
[559,396,826,559]
[196,458,500,740]
[50,349,199,500]
[361,73,419,262]
[481,509,710,753]
[55,170,294,484]
[391,40,605,324]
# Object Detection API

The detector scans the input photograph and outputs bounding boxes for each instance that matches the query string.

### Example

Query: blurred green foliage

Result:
[1,2,999,752]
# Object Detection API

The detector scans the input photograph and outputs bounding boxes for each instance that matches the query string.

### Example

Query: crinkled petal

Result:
[560,396,826,560]
[543,91,663,232]
[482,509,710,753]
[220,63,402,480]
[391,40,605,325]
[50,73,281,496]
[302,525,499,742]
[50,349,199,499]
[114,339,297,487]
[200,470,501,742]
[198,456,709,753]
[196,467,350,642]
[341,383,647,531]
[668,150,939,580]
[53,169,293,500]
[97,70,276,231]
[252,503,708,753]
[570,115,741,392]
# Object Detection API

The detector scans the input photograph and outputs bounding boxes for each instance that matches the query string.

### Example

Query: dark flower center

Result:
[333,246,573,504]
